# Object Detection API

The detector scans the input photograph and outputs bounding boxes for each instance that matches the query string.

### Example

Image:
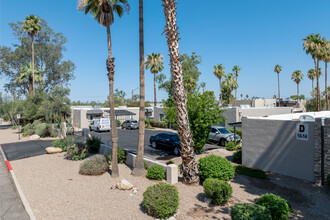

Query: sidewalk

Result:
[0,149,30,220]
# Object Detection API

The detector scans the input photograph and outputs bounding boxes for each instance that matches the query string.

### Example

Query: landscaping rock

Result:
[45,147,63,154]
[116,179,133,190]
[30,134,40,140]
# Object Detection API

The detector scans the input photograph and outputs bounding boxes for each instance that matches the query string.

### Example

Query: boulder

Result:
[45,147,62,154]
[116,179,133,190]
[30,134,40,140]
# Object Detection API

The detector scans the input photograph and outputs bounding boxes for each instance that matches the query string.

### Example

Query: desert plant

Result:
[108,148,127,164]
[35,123,50,137]
[51,132,58,138]
[236,165,267,179]
[203,178,232,205]
[143,182,179,219]
[86,136,101,154]
[79,154,109,175]
[146,165,166,180]
[231,203,272,220]
[232,150,242,164]
[117,120,121,127]
[225,142,237,151]
[52,139,66,150]
[255,193,291,220]
[11,125,18,130]
[22,132,29,137]
[65,144,87,160]
[198,155,235,181]
[144,161,149,170]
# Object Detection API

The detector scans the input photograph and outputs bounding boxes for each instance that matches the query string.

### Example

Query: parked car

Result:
[89,118,111,132]
[209,126,240,146]
[149,132,181,155]
[121,120,139,130]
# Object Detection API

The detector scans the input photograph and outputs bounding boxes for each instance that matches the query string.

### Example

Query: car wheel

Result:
[219,138,227,147]
[151,141,157,149]
[173,147,180,156]
[97,128,100,133]
[121,126,124,129]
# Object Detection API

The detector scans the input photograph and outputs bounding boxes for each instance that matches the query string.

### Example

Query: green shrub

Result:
[225,142,237,151]
[86,136,101,154]
[232,150,242,164]
[22,132,29,137]
[236,145,242,150]
[79,154,109,175]
[203,178,232,205]
[146,119,168,129]
[117,120,121,127]
[52,139,66,150]
[51,132,58,138]
[235,165,267,179]
[144,161,149,170]
[66,144,87,160]
[166,160,174,165]
[11,125,18,130]
[255,193,291,220]
[327,174,330,186]
[32,120,42,127]
[228,129,242,139]
[35,123,50,137]
[146,165,166,180]
[108,148,127,164]
[231,203,272,220]
[23,123,35,135]
[143,183,179,219]
[26,129,35,135]
[198,155,235,181]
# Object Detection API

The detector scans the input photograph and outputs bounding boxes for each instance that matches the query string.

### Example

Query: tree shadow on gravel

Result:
[186,204,231,220]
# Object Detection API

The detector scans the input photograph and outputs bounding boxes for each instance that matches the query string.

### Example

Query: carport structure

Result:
[104,109,136,123]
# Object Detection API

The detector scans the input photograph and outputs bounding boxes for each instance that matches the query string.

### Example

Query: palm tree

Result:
[303,34,324,111]
[16,63,43,94]
[274,64,282,107]
[232,65,241,104]
[291,70,303,104]
[145,53,164,106]
[308,69,316,91]
[78,0,130,178]
[132,0,146,176]
[22,15,42,95]
[213,64,225,103]
[321,38,330,110]
[162,0,199,184]
[222,73,238,104]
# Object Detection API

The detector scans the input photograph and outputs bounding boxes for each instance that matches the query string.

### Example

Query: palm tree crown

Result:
[79,0,130,26]
[22,15,42,38]
[222,73,238,104]
[232,65,241,78]
[16,63,43,84]
[213,64,225,79]
[145,53,164,73]
[308,69,316,81]
[274,64,282,74]
[291,70,303,84]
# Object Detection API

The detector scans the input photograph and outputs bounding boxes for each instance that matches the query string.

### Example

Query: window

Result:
[210,128,217,133]
[219,128,231,134]
[160,114,165,120]
[125,115,131,119]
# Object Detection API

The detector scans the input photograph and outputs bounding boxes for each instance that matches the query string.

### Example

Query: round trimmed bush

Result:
[79,154,109,175]
[35,123,50,137]
[86,136,101,154]
[108,148,127,164]
[225,142,237,151]
[143,182,179,219]
[198,155,235,181]
[146,165,166,180]
[232,150,242,164]
[231,203,272,220]
[255,193,291,220]
[203,178,232,205]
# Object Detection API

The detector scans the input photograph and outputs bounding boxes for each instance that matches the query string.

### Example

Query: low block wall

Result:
[98,144,178,184]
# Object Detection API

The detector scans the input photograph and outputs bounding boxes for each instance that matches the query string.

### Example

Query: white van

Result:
[89,118,111,132]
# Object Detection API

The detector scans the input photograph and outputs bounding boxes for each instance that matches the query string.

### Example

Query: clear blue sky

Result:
[1,0,330,102]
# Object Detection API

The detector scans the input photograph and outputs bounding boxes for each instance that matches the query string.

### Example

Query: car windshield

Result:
[169,134,180,142]
[219,128,231,134]
[132,121,138,123]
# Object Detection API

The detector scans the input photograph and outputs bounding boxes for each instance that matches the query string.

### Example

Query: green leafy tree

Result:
[291,70,303,104]
[22,15,42,95]
[145,53,164,106]
[232,65,241,104]
[0,19,75,95]
[321,38,330,110]
[213,64,225,103]
[274,64,282,106]
[222,73,238,104]
[79,0,130,178]
[290,95,305,100]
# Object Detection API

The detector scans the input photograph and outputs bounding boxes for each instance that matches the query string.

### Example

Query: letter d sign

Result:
[299,125,305,132]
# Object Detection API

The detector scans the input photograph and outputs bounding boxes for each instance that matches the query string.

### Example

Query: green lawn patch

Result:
[235,165,268,179]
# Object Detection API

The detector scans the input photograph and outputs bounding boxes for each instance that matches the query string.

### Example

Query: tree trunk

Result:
[154,72,157,107]
[235,76,237,105]
[277,73,280,107]
[162,0,199,184]
[219,78,222,104]
[326,62,328,110]
[28,76,33,95]
[228,88,231,104]
[315,59,321,111]
[32,36,35,95]
[132,0,146,176]
[105,16,119,178]
[297,83,299,104]
[312,79,314,92]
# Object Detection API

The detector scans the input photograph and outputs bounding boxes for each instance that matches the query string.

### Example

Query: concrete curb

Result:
[0,144,37,220]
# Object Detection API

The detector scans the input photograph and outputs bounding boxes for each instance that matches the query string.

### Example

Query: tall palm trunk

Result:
[162,0,199,184]
[325,62,328,110]
[28,76,33,95]
[32,36,35,95]
[133,0,146,176]
[277,73,280,107]
[312,79,314,92]
[154,72,157,106]
[228,89,231,104]
[315,59,321,111]
[219,78,222,104]
[297,83,299,104]
[235,77,237,105]
[105,15,119,178]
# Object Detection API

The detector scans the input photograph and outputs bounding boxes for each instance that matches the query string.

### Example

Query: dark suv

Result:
[149,132,181,155]
[121,120,139,130]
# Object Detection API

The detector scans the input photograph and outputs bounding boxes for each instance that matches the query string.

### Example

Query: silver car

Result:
[121,120,139,130]
[209,126,240,146]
